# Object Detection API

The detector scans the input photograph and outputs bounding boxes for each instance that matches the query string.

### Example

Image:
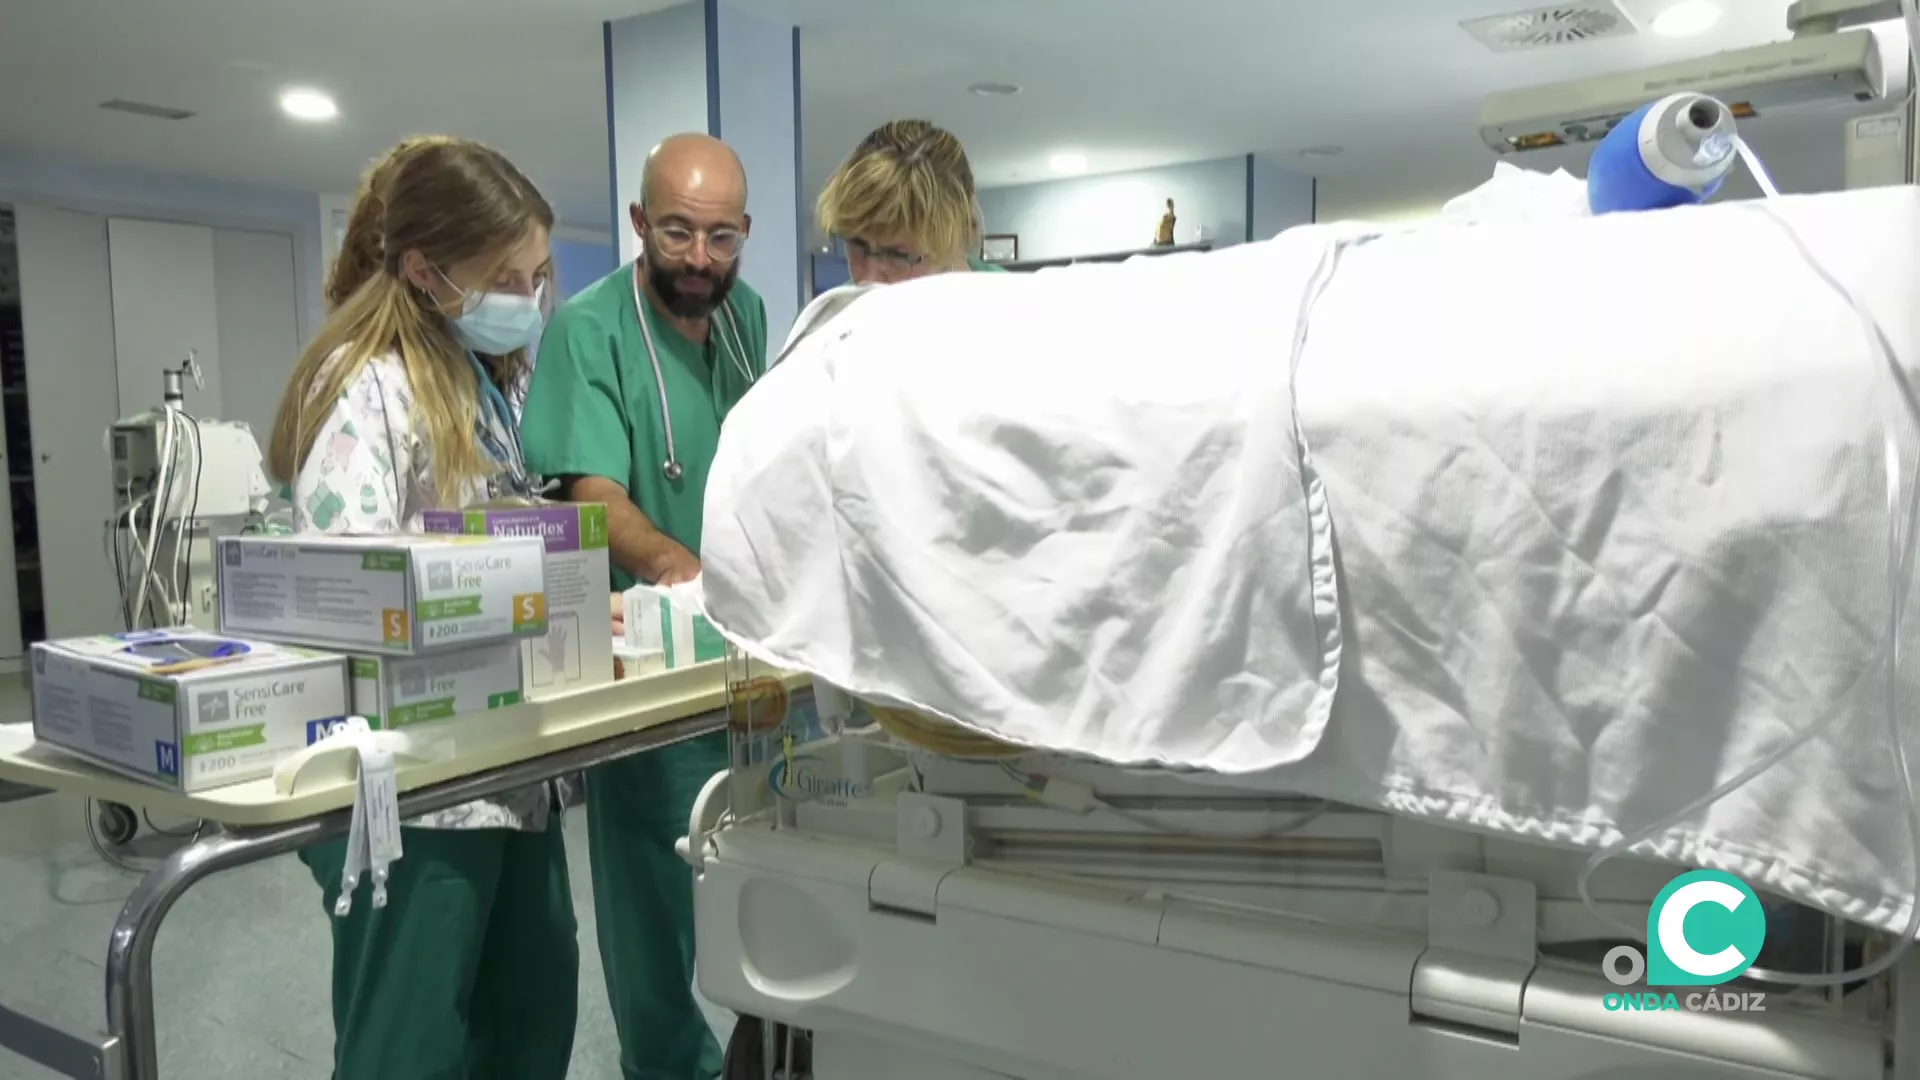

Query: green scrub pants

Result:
[588,731,730,1080]
[300,817,580,1080]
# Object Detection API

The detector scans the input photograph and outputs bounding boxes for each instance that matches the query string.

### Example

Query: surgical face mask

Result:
[439,269,547,355]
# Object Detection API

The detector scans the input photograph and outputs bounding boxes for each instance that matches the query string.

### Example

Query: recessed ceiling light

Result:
[1048,152,1087,175]
[279,88,338,122]
[969,82,1022,97]
[1650,1,1720,37]
[1300,146,1344,159]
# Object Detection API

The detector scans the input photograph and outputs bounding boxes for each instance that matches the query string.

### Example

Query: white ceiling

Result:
[0,0,1884,235]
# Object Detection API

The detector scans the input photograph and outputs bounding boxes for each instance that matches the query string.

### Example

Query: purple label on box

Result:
[421,506,585,554]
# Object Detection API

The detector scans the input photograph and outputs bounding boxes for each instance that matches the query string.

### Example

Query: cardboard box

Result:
[612,639,662,681]
[421,504,613,699]
[348,642,524,729]
[29,631,351,792]
[216,534,548,655]
[624,583,727,668]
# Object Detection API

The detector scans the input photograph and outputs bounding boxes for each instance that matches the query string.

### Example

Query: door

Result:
[13,204,124,637]
[212,228,300,447]
[106,217,223,419]
[0,211,24,659]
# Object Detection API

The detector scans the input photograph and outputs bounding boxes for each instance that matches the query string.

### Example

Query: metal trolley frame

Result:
[0,709,726,1080]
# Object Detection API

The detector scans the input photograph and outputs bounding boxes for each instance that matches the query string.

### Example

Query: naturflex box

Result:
[348,642,525,730]
[29,631,351,792]
[421,503,613,699]
[216,534,548,655]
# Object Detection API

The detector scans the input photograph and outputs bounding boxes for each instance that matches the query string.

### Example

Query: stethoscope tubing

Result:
[630,262,754,482]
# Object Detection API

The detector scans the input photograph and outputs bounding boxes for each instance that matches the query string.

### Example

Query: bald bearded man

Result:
[521,133,767,1080]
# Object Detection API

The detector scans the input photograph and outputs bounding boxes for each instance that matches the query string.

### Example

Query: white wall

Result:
[978,156,1250,262]
[1251,153,1317,241]
[213,228,304,447]
[318,192,351,295]
[605,3,713,267]
[716,2,803,338]
[0,149,325,348]
[605,1,802,343]
[553,235,618,300]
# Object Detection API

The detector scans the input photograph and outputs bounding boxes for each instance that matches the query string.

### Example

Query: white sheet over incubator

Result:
[700,185,1920,941]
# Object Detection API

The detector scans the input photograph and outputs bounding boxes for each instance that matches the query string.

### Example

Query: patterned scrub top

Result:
[293,349,560,832]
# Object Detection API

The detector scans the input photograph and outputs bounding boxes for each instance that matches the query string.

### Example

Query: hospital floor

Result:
[0,678,734,1080]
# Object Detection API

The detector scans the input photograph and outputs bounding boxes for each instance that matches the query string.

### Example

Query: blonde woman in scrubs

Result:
[816,118,1007,283]
[267,136,577,1080]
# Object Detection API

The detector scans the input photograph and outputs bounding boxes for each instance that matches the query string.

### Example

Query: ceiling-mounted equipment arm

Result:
[1788,0,1906,36]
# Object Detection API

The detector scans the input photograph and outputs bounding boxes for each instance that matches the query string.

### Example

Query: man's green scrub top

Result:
[520,264,768,590]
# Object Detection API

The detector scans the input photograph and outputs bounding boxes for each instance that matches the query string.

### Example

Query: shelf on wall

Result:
[995,240,1214,273]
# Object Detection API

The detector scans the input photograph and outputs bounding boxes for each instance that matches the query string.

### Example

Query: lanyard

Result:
[631,263,755,482]
[467,352,532,495]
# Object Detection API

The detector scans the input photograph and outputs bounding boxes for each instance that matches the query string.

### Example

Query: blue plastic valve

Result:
[1588,93,1739,215]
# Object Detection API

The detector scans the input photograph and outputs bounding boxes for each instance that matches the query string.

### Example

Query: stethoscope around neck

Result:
[632,262,755,482]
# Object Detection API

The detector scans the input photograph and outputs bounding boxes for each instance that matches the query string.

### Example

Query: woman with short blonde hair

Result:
[817,118,1004,283]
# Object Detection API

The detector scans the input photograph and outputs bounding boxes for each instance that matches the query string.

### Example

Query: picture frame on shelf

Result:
[980,234,1019,264]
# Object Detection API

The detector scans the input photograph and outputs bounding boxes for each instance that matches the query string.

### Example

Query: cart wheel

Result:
[97,802,139,847]
[721,1016,813,1079]
[721,1015,763,1080]
[785,1027,813,1078]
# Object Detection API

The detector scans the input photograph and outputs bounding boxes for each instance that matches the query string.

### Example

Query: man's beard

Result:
[647,257,737,319]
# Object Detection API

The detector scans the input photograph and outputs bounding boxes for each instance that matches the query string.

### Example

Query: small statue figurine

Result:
[1154,198,1177,247]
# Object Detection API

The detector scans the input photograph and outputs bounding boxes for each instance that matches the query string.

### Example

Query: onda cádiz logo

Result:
[1602,869,1769,1015]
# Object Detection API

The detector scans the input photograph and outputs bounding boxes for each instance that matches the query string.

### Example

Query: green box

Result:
[349,642,524,731]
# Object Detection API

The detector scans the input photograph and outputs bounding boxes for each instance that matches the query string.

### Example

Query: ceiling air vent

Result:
[1461,2,1638,53]
[99,99,196,121]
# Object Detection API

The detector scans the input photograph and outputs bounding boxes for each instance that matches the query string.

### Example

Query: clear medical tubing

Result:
[1733,136,1780,200]
[1572,11,1920,980]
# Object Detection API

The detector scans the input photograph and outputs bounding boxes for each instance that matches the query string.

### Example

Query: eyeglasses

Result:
[843,237,924,270]
[649,225,746,262]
